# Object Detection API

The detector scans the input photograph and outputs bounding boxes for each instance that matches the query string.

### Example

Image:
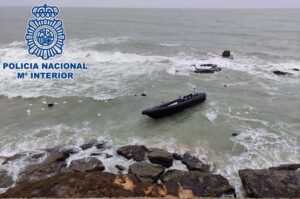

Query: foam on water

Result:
[0,39,299,99]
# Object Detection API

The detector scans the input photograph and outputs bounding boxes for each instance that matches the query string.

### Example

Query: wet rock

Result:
[232,133,238,137]
[90,152,102,156]
[128,162,165,183]
[181,153,210,172]
[269,164,300,171]
[48,103,54,108]
[0,170,14,188]
[115,165,126,172]
[20,151,69,182]
[161,170,235,197]
[200,64,218,67]
[194,64,222,74]
[222,50,231,58]
[117,145,148,162]
[80,139,97,150]
[239,169,300,198]
[30,152,46,159]
[141,93,147,97]
[2,153,26,165]
[172,153,182,160]
[64,147,81,155]
[273,70,293,75]
[291,68,299,71]
[70,157,105,172]
[147,148,173,168]
[0,172,137,198]
[95,140,107,149]
[105,154,113,158]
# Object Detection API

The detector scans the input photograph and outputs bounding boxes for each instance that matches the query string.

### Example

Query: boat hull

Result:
[142,92,206,119]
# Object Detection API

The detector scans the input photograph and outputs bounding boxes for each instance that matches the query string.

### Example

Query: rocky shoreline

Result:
[0,140,299,198]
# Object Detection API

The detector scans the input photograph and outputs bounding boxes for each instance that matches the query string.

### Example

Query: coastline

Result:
[0,140,299,198]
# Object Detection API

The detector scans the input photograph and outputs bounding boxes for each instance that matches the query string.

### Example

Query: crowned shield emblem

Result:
[25,4,66,60]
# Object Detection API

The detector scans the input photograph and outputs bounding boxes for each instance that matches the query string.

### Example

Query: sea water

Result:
[0,8,299,195]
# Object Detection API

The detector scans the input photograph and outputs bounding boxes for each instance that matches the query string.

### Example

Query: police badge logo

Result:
[25,4,66,60]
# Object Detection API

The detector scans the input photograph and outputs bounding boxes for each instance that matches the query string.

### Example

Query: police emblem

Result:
[25,4,66,60]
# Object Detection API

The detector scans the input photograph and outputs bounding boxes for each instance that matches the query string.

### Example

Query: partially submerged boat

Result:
[142,92,206,119]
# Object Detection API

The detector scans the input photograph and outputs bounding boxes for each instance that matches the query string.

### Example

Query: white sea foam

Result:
[0,39,299,99]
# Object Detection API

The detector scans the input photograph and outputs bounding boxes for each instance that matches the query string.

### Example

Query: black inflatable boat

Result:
[142,92,206,119]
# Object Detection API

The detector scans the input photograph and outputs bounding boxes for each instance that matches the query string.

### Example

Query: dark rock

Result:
[224,84,227,87]
[95,140,107,149]
[20,151,69,182]
[0,172,137,198]
[115,165,125,172]
[161,170,235,197]
[141,93,147,97]
[239,169,300,198]
[291,68,299,71]
[200,64,218,67]
[70,157,105,172]
[172,153,182,160]
[64,147,81,155]
[269,164,300,170]
[117,145,148,162]
[181,153,210,172]
[80,139,97,150]
[105,154,113,158]
[128,162,165,183]
[30,152,46,159]
[2,153,26,165]
[48,103,54,108]
[194,68,216,73]
[0,170,14,188]
[90,152,102,156]
[194,64,222,74]
[222,50,231,58]
[273,70,293,76]
[147,148,173,168]
[232,133,238,137]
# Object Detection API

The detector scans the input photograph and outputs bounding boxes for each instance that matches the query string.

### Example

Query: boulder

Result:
[161,170,235,197]
[115,165,126,172]
[222,50,231,58]
[172,153,182,160]
[70,157,105,172]
[80,139,97,150]
[147,148,173,168]
[269,164,300,171]
[117,145,148,162]
[0,170,14,188]
[128,162,165,183]
[239,169,300,198]
[181,153,210,172]
[273,70,293,76]
[19,151,69,182]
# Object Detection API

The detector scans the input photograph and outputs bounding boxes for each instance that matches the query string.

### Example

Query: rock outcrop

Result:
[181,153,210,172]
[128,162,165,183]
[117,145,147,162]
[147,148,173,168]
[69,157,105,172]
[239,169,300,198]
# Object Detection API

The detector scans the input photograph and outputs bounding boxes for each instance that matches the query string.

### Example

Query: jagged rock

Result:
[115,165,125,172]
[70,157,105,172]
[117,145,148,162]
[128,162,165,183]
[147,149,173,168]
[0,172,137,197]
[161,170,235,197]
[80,139,97,150]
[273,70,293,75]
[0,170,13,188]
[2,153,26,165]
[222,50,231,58]
[172,153,182,160]
[181,153,209,172]
[19,151,69,182]
[269,164,300,170]
[239,169,300,198]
